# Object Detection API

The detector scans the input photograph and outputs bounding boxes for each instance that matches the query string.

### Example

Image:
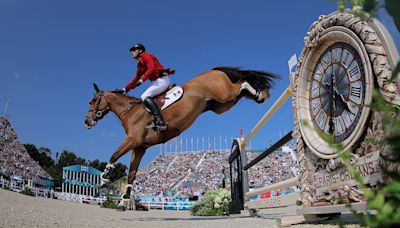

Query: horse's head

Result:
[84,84,111,129]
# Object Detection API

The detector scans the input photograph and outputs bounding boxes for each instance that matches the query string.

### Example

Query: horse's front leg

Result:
[100,136,138,186]
[117,147,145,211]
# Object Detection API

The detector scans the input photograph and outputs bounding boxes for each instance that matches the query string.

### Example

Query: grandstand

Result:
[1,115,298,203]
[0,117,53,189]
[133,145,298,197]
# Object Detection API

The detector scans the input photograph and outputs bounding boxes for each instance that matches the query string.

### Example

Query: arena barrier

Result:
[229,86,300,214]
[140,201,195,211]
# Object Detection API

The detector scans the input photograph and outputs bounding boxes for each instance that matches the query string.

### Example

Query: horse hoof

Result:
[100,178,110,187]
[256,98,265,104]
[116,205,126,211]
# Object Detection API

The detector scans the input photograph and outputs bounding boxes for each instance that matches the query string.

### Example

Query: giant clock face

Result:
[310,42,365,142]
[296,29,373,158]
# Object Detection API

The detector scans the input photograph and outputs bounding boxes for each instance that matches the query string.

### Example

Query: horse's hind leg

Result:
[100,137,139,186]
[117,147,145,211]
[239,81,268,102]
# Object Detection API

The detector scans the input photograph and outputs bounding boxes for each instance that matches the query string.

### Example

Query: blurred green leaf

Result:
[369,193,385,209]
[381,203,394,215]
[363,0,380,13]
[383,183,400,193]
[390,62,400,81]
[386,0,400,31]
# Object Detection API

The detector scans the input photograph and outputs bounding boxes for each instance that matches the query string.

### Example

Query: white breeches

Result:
[140,76,171,100]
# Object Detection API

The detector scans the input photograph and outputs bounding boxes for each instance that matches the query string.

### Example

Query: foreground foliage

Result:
[190,189,231,216]
[21,185,35,197]
[330,1,400,227]
[101,199,117,209]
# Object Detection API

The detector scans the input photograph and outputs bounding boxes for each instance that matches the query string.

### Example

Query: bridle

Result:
[88,92,111,122]
[86,84,143,126]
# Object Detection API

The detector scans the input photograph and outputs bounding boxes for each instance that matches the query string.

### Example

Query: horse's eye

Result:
[89,98,96,105]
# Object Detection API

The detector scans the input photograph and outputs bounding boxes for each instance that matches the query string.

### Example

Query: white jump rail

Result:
[241,86,293,150]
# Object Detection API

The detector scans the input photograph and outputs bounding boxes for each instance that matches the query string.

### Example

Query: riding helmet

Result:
[129,43,146,52]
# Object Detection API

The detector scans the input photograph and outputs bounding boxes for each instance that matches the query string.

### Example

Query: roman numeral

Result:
[335,116,345,135]
[311,82,319,97]
[317,112,326,129]
[349,64,359,78]
[351,86,361,99]
[342,51,349,64]
[322,56,329,66]
[312,99,321,113]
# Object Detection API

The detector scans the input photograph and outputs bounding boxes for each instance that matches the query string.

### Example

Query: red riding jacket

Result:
[124,52,174,92]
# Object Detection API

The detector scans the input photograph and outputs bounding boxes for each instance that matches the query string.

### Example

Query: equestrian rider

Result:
[121,43,174,130]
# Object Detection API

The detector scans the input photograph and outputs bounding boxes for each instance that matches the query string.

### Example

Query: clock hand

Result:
[339,93,354,114]
[328,75,335,134]
[332,85,355,115]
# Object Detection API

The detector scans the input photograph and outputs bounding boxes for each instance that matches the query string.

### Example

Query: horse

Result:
[84,66,279,210]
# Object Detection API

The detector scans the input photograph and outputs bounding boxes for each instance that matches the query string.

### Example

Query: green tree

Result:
[56,150,86,169]
[24,143,55,177]
[88,159,107,171]
[24,144,40,161]
[109,163,127,183]
[88,159,127,182]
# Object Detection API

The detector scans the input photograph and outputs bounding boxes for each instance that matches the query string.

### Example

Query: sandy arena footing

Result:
[0,189,360,228]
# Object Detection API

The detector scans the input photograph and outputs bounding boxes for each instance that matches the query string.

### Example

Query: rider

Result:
[122,43,174,130]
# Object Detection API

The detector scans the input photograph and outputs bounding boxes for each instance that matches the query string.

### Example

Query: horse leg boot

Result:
[239,81,267,103]
[100,163,115,186]
[117,148,145,211]
[117,184,133,211]
[143,97,167,130]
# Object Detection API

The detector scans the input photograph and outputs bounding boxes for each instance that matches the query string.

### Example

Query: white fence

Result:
[54,192,106,204]
[139,201,195,211]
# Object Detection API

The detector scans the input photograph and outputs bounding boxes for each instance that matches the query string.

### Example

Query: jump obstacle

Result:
[229,10,400,226]
[229,86,299,215]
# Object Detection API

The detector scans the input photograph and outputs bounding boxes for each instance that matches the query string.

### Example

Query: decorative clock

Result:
[293,11,400,208]
[295,25,373,159]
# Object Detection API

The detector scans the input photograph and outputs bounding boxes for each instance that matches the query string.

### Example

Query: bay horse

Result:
[84,67,279,210]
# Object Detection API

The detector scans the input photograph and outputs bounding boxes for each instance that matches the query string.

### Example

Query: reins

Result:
[119,99,142,116]
[89,91,143,127]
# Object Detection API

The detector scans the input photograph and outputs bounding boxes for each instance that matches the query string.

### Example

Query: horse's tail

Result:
[212,66,280,93]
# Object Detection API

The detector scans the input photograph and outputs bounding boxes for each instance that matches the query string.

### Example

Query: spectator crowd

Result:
[0,117,51,184]
[1,116,298,198]
[133,146,299,197]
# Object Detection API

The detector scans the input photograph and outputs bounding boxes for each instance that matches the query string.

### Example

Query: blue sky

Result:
[1,0,399,169]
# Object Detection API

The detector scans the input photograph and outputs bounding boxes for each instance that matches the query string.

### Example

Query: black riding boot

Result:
[143,97,168,130]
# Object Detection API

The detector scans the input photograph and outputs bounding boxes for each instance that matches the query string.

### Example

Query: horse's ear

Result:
[93,83,100,93]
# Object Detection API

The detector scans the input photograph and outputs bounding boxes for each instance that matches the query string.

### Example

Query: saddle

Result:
[145,84,184,112]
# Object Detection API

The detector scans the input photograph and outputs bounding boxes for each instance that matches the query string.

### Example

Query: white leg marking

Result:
[239,81,261,100]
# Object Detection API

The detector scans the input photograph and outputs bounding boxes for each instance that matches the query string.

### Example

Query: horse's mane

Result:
[110,91,142,104]
[212,66,280,91]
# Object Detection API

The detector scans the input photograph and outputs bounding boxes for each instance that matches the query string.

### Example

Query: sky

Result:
[1,0,399,169]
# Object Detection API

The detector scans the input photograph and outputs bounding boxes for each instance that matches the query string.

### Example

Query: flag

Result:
[288,54,297,72]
